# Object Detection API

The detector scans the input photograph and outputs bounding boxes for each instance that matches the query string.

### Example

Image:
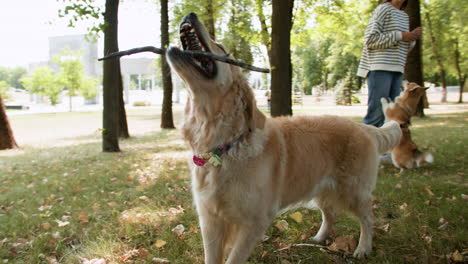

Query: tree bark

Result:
[454,39,465,103]
[160,0,175,129]
[205,0,216,40]
[0,96,18,150]
[118,62,130,138]
[102,0,121,152]
[404,0,427,117]
[270,0,294,117]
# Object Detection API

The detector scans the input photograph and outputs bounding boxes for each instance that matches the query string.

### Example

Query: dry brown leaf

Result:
[423,186,434,196]
[450,250,464,263]
[78,212,89,225]
[376,223,390,233]
[289,212,303,223]
[80,258,107,264]
[275,220,289,231]
[152,258,170,263]
[461,194,468,200]
[155,240,167,248]
[42,223,52,230]
[329,235,357,254]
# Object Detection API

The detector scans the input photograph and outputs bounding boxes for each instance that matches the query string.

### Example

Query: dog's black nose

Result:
[185,13,198,21]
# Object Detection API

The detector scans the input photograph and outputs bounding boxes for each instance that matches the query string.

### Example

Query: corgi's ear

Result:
[380,97,390,110]
[407,83,419,92]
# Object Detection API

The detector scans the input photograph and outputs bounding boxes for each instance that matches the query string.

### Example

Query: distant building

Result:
[48,34,98,77]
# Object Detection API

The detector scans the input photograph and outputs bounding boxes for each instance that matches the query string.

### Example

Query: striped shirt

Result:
[357,3,412,78]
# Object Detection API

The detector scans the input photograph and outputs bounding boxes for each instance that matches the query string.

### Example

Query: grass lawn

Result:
[0,111,467,263]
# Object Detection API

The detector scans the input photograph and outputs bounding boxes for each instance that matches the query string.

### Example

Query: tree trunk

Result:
[0,96,18,150]
[160,0,175,129]
[102,0,121,152]
[270,0,294,117]
[454,39,465,103]
[118,62,130,138]
[255,0,272,63]
[424,10,447,102]
[205,0,216,40]
[404,0,426,117]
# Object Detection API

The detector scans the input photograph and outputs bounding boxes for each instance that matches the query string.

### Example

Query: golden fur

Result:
[381,82,433,170]
[167,13,402,264]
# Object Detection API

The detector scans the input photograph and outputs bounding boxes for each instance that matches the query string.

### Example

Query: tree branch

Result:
[98,46,270,73]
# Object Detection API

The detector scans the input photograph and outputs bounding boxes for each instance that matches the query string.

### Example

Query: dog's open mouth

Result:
[177,17,217,78]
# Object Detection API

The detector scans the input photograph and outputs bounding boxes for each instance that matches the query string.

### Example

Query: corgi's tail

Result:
[416,152,434,167]
[360,120,402,155]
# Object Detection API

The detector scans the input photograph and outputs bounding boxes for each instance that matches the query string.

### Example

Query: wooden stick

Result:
[98,46,270,73]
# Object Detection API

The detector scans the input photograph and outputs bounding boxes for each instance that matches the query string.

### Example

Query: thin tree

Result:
[454,40,466,103]
[270,0,294,117]
[160,0,175,129]
[424,8,447,102]
[404,0,427,117]
[102,0,121,152]
[59,0,130,143]
[0,96,17,150]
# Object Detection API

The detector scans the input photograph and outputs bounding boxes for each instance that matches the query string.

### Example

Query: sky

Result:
[0,0,162,68]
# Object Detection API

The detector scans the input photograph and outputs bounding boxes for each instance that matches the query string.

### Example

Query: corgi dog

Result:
[381,82,433,171]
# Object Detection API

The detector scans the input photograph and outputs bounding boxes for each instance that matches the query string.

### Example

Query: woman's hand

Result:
[402,27,422,42]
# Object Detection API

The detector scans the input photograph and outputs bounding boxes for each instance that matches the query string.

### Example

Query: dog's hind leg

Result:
[350,194,374,259]
[312,206,335,243]
[225,221,269,264]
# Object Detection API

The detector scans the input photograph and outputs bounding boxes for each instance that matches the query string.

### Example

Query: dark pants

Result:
[363,71,403,127]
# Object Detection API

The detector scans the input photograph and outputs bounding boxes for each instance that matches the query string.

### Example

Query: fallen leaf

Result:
[55,220,69,228]
[422,235,432,244]
[376,223,390,233]
[289,212,303,223]
[461,194,468,200]
[395,183,402,189]
[46,256,58,264]
[78,212,89,225]
[152,258,170,263]
[155,240,167,248]
[329,235,357,254]
[42,223,52,230]
[171,224,185,236]
[139,196,150,202]
[275,220,289,231]
[423,186,434,196]
[450,250,464,263]
[79,258,107,264]
[399,203,408,210]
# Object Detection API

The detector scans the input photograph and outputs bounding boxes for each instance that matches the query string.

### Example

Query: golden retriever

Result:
[167,13,402,264]
[381,82,433,170]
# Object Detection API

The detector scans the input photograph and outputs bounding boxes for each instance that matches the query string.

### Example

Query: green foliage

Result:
[0,81,11,102]
[422,0,468,85]
[222,0,255,68]
[21,49,98,106]
[57,0,104,41]
[53,48,99,101]
[21,67,63,105]
[0,66,27,89]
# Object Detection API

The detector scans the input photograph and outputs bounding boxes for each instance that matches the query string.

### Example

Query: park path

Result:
[5,103,468,149]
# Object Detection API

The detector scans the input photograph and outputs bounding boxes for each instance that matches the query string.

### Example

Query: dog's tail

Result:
[416,152,434,167]
[360,121,402,155]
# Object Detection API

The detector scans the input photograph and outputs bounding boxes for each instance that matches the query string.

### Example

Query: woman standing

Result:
[358,0,422,127]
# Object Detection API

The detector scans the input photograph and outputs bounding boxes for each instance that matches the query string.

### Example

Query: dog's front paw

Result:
[353,246,371,259]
